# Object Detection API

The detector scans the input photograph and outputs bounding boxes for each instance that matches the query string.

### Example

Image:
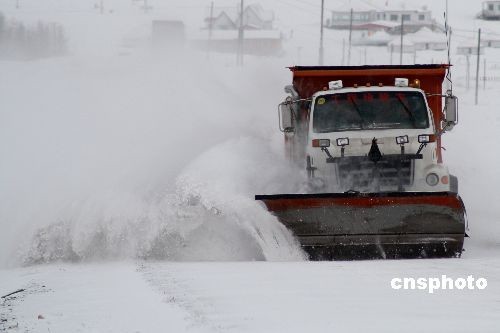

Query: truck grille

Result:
[336,156,413,192]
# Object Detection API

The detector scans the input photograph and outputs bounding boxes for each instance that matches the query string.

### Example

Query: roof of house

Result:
[210,4,274,25]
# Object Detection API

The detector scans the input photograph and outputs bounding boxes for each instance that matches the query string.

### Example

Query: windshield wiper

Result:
[396,96,416,127]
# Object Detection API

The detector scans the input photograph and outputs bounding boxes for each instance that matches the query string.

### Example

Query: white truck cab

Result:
[305,81,452,193]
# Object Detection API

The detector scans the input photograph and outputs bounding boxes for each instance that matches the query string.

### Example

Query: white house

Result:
[479,1,500,20]
[328,1,441,33]
[198,4,280,56]
[328,1,378,29]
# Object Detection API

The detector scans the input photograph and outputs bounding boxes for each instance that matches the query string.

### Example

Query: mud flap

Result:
[255,191,466,260]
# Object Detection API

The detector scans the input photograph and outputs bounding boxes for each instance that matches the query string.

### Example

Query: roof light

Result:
[396,135,409,145]
[312,139,330,148]
[328,80,343,89]
[336,138,349,146]
[395,78,409,87]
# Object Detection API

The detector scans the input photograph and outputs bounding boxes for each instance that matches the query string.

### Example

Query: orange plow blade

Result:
[256,192,466,260]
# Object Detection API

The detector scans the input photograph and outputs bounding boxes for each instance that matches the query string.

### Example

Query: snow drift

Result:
[0,3,306,265]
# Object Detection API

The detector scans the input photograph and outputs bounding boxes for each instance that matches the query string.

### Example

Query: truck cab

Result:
[306,80,451,193]
[278,65,459,194]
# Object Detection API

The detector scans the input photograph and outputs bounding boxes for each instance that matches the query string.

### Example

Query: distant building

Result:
[205,4,274,30]
[482,37,500,48]
[353,21,399,32]
[457,44,485,56]
[354,27,447,50]
[478,1,500,20]
[198,3,281,56]
[327,2,378,29]
[328,2,442,34]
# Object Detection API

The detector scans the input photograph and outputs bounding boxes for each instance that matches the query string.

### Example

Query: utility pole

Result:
[483,58,487,90]
[390,44,393,65]
[100,0,104,14]
[475,28,481,105]
[207,1,214,59]
[466,55,470,90]
[16,0,19,9]
[319,0,325,65]
[448,27,452,61]
[341,38,345,65]
[400,15,404,65]
[237,0,244,66]
[347,8,353,65]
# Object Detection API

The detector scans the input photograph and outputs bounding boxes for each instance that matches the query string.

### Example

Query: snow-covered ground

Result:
[1,0,500,331]
[2,260,500,332]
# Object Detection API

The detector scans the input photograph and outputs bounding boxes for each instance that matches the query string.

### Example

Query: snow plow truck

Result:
[256,65,467,260]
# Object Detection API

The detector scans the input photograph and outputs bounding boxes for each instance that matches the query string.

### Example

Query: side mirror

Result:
[443,95,458,131]
[444,95,458,123]
[278,101,294,132]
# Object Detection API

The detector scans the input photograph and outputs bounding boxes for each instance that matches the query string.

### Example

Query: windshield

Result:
[312,91,429,133]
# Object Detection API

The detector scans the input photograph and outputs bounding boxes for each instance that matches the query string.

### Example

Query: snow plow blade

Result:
[255,192,466,260]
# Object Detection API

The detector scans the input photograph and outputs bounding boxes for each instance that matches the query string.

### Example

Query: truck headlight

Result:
[312,139,330,147]
[418,134,436,143]
[418,135,430,143]
[396,135,409,144]
[426,173,439,186]
[336,138,349,146]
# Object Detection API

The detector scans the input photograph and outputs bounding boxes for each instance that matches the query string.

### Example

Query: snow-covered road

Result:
[2,259,500,332]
